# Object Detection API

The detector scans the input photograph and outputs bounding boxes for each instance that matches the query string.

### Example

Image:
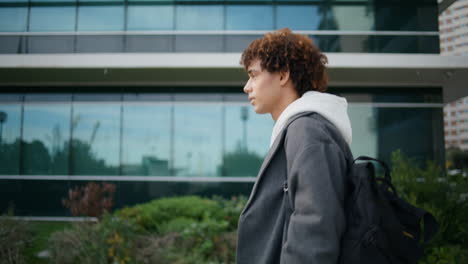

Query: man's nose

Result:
[243,79,251,94]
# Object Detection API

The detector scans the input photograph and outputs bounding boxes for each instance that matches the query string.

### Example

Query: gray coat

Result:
[236,112,353,264]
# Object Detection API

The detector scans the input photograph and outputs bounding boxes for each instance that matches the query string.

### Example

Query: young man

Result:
[236,28,353,264]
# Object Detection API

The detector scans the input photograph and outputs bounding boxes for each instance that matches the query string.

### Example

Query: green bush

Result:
[49,196,246,264]
[49,214,137,264]
[390,150,468,263]
[0,210,33,264]
[116,196,225,233]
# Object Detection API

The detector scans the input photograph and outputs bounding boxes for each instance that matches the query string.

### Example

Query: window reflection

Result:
[0,100,22,175]
[375,107,442,166]
[330,5,374,30]
[174,105,222,177]
[0,7,28,32]
[29,6,76,31]
[78,5,124,31]
[122,104,171,176]
[223,105,273,176]
[127,5,174,30]
[346,104,443,166]
[348,106,378,158]
[226,5,273,30]
[22,96,71,175]
[277,5,324,30]
[176,5,223,30]
[71,102,120,175]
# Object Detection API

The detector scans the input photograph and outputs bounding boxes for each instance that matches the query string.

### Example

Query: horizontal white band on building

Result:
[0,175,257,182]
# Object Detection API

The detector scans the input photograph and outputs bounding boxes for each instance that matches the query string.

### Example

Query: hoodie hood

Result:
[270,91,352,147]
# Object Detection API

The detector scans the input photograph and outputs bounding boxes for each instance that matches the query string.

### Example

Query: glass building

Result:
[0,0,467,216]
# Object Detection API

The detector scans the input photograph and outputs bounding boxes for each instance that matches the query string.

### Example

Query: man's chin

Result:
[253,107,268,115]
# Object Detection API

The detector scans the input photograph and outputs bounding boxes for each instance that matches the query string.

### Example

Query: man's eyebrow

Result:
[248,69,259,74]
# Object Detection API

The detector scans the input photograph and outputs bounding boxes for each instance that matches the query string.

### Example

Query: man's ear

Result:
[279,70,290,87]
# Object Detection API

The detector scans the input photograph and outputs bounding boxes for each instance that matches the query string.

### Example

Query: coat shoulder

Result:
[285,113,335,147]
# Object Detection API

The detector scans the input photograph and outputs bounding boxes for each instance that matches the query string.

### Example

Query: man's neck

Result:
[271,92,300,121]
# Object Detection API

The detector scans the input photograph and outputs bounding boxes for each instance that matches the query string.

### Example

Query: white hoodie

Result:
[270,91,353,147]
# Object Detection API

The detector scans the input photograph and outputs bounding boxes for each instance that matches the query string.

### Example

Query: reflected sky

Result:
[78,6,124,31]
[23,104,70,153]
[276,5,323,30]
[348,106,377,158]
[29,6,76,31]
[174,105,223,176]
[72,104,120,166]
[225,105,273,157]
[0,7,28,32]
[127,5,174,30]
[226,5,274,30]
[122,104,171,171]
[176,5,223,30]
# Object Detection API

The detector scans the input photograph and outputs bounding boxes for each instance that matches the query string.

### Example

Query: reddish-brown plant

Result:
[62,182,116,218]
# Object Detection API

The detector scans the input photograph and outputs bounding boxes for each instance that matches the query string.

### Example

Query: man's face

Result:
[243,59,282,115]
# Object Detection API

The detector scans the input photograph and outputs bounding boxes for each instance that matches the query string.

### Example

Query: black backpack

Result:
[339,156,439,264]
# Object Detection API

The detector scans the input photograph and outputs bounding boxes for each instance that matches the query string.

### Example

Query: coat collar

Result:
[241,112,314,215]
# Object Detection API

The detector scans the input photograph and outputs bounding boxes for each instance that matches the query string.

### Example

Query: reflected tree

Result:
[219,141,263,177]
[0,139,20,174]
[23,140,51,174]
[71,139,117,175]
[317,5,341,52]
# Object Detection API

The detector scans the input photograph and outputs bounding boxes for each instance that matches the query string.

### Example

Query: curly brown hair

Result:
[240,28,328,95]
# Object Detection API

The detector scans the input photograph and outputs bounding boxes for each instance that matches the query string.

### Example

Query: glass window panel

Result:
[0,7,28,32]
[122,104,171,176]
[76,35,124,52]
[174,105,222,177]
[176,5,223,30]
[77,5,124,31]
[71,103,120,175]
[276,5,324,30]
[226,5,273,30]
[116,181,253,208]
[329,5,374,30]
[0,100,21,175]
[0,180,72,216]
[348,105,443,166]
[22,96,71,175]
[29,6,76,31]
[126,35,174,52]
[223,105,273,176]
[174,35,223,52]
[348,106,378,158]
[78,0,124,2]
[27,36,75,53]
[374,4,438,31]
[225,34,262,52]
[127,5,174,30]
[375,107,443,166]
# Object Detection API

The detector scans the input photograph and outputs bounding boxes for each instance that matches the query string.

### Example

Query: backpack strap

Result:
[413,206,439,243]
[354,156,391,182]
[354,156,398,196]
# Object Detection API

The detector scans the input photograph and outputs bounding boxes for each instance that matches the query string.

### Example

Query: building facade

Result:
[439,0,468,55]
[444,96,468,150]
[1,0,467,217]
